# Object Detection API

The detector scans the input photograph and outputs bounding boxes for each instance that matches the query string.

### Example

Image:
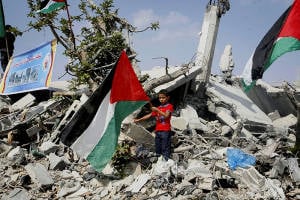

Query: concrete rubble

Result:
[0,66,299,200]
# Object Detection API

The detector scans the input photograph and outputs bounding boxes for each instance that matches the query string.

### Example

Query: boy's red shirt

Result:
[151,103,174,131]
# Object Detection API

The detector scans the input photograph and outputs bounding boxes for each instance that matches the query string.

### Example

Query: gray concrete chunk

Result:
[38,141,60,154]
[6,188,31,200]
[48,153,66,170]
[11,93,36,111]
[25,163,54,189]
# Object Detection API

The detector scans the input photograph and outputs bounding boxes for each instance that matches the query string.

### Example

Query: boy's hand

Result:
[151,106,158,112]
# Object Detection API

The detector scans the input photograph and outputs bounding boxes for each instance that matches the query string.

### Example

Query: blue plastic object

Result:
[227,148,256,170]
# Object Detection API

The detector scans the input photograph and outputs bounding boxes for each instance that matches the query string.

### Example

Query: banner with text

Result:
[0,39,57,95]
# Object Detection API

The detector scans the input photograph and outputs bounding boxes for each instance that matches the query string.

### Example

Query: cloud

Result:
[161,11,189,26]
[132,9,197,42]
[132,9,159,28]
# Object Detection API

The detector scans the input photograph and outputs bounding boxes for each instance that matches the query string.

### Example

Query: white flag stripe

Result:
[71,91,115,158]
[241,53,254,86]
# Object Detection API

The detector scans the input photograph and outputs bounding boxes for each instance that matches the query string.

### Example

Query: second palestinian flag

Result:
[242,0,300,92]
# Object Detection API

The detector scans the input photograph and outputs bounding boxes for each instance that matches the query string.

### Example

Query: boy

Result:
[134,89,174,160]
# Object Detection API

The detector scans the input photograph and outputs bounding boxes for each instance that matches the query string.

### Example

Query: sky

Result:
[2,0,299,85]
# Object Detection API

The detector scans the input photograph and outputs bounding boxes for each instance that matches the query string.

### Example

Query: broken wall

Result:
[246,83,296,117]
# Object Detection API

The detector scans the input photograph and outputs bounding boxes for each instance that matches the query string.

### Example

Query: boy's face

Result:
[158,93,169,104]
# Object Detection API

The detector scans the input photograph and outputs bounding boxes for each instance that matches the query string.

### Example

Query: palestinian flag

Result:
[0,0,5,38]
[60,50,149,172]
[242,0,300,92]
[37,0,66,14]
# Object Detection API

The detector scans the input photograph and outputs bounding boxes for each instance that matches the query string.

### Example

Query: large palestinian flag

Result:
[37,0,66,14]
[242,0,300,92]
[60,50,149,172]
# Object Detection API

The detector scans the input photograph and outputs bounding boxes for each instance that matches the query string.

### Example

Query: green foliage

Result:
[26,0,159,90]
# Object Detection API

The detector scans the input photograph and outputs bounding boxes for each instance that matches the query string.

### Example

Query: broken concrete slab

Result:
[247,80,297,117]
[38,141,60,155]
[125,123,155,151]
[57,181,81,198]
[6,146,26,165]
[171,116,188,131]
[65,186,90,199]
[11,93,36,111]
[180,105,208,131]
[48,153,67,170]
[0,141,12,157]
[268,110,281,121]
[206,77,272,126]
[272,114,297,129]
[185,159,212,178]
[288,158,300,183]
[126,173,151,193]
[25,163,54,189]
[5,188,31,200]
[142,65,201,93]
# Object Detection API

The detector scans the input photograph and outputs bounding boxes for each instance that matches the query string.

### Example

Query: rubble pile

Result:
[0,74,300,200]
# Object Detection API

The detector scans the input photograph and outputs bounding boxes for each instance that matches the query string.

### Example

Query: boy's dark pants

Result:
[155,131,171,160]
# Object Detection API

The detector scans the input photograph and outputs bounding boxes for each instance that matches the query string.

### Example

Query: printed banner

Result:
[0,39,57,95]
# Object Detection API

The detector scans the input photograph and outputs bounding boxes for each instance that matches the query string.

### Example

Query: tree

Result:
[26,0,159,90]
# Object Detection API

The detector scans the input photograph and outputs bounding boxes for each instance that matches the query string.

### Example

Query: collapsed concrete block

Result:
[26,124,42,137]
[216,110,237,129]
[7,146,26,164]
[6,188,31,200]
[232,167,286,199]
[269,157,288,178]
[48,153,66,170]
[197,177,214,191]
[38,141,60,154]
[57,181,81,198]
[126,174,151,193]
[221,125,232,135]
[255,139,280,158]
[61,170,73,179]
[207,80,272,126]
[171,116,188,131]
[25,163,54,189]
[232,166,265,192]
[185,159,212,178]
[125,123,155,151]
[65,186,89,199]
[11,93,36,111]
[288,158,300,183]
[268,110,281,121]
[273,114,297,129]
[51,97,87,142]
[180,104,198,119]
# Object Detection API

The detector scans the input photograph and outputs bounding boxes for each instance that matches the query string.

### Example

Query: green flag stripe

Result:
[39,2,65,14]
[87,101,147,172]
[265,37,300,71]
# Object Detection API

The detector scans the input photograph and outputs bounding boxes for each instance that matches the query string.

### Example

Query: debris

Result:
[226,148,256,170]
[24,163,54,189]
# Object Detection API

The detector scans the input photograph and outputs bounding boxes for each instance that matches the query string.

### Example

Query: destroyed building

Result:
[0,1,300,200]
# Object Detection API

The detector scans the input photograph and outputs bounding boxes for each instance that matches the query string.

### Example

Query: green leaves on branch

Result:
[26,0,159,90]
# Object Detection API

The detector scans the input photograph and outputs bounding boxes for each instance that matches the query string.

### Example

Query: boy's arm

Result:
[134,113,152,123]
[151,107,171,118]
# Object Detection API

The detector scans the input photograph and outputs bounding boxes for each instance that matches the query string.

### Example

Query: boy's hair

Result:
[158,89,169,96]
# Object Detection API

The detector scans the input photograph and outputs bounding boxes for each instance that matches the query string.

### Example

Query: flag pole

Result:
[64,0,76,50]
